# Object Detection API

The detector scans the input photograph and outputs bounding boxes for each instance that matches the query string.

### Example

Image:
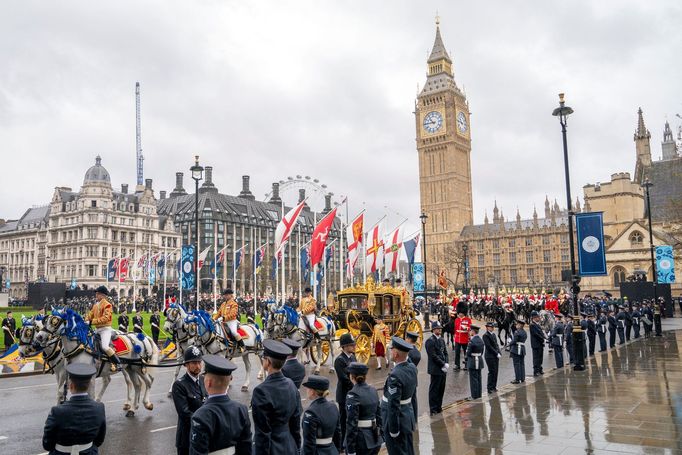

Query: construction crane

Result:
[135,82,144,186]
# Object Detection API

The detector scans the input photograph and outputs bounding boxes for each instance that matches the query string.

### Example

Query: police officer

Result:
[549,313,564,368]
[189,355,252,454]
[616,306,627,344]
[586,313,597,356]
[632,305,642,339]
[564,314,574,365]
[625,306,633,341]
[465,324,485,400]
[281,338,306,389]
[607,309,617,348]
[42,364,106,455]
[345,362,383,455]
[405,331,421,418]
[132,309,143,334]
[529,311,545,376]
[510,319,527,384]
[150,308,161,346]
[482,321,501,393]
[301,375,342,455]
[382,337,418,455]
[597,311,608,352]
[172,345,207,455]
[424,321,448,415]
[252,339,301,454]
[118,306,129,333]
[334,333,357,447]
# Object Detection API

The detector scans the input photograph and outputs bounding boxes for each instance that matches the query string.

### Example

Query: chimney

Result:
[323,194,332,213]
[269,182,282,205]
[145,178,152,190]
[199,166,218,193]
[160,190,167,200]
[121,184,128,194]
[170,172,187,197]
[238,175,255,200]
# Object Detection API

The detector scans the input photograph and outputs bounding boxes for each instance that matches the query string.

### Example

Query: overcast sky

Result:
[2,1,681,237]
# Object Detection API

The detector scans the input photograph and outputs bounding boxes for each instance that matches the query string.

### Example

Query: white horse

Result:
[162,304,198,396]
[189,310,264,391]
[35,309,159,417]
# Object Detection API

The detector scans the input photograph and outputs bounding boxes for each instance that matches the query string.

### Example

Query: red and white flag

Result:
[384,226,404,274]
[275,201,306,254]
[346,213,364,274]
[119,258,129,281]
[197,246,212,270]
[310,208,337,267]
[365,221,385,273]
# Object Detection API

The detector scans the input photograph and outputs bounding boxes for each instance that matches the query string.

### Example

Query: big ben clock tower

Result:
[416,18,473,272]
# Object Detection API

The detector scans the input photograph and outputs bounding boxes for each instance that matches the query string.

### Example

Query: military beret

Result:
[66,363,96,380]
[405,331,420,340]
[263,339,292,360]
[203,354,237,376]
[221,289,234,295]
[95,285,109,296]
[485,321,496,327]
[339,333,356,347]
[302,374,329,391]
[184,345,203,363]
[390,336,413,352]
[347,362,369,376]
[281,338,302,352]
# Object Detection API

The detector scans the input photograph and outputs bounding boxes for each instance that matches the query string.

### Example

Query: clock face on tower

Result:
[457,111,468,133]
[423,111,443,134]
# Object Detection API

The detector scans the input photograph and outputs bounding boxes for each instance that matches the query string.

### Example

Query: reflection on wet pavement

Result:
[390,330,682,454]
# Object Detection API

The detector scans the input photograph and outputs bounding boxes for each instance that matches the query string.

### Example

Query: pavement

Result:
[0,318,681,454]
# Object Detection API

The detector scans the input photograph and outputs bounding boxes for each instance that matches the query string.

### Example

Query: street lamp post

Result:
[190,155,204,311]
[642,179,662,336]
[462,243,469,293]
[552,93,586,371]
[420,212,428,304]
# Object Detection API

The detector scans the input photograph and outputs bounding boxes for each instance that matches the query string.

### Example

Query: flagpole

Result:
[232,227,236,294]
[213,226,218,314]
[297,224,301,302]
[253,241,257,314]
[281,199,285,305]
[147,232,152,300]
[163,243,167,310]
[312,211,317,301]
[118,240,122,302]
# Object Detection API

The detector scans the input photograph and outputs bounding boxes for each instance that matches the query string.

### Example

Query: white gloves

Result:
[497,353,501,358]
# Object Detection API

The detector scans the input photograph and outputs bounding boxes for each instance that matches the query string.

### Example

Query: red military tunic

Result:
[545,297,560,315]
[454,316,471,345]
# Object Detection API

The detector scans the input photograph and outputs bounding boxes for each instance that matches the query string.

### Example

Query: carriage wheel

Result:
[354,334,371,365]
[346,310,362,333]
[310,340,331,365]
[404,318,424,351]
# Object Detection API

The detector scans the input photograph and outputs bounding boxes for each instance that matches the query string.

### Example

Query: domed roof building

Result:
[83,156,111,185]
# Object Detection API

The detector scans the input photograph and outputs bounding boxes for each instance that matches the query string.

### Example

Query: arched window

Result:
[630,231,644,246]
[612,266,627,287]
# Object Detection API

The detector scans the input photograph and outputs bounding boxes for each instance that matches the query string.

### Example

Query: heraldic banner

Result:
[576,212,607,276]
[412,263,425,293]
[181,244,196,290]
[656,245,676,284]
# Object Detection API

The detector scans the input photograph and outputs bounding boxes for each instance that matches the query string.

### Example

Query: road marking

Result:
[0,436,8,440]
[0,383,52,392]
[150,425,176,433]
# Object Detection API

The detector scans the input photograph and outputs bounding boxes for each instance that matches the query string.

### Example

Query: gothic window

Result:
[509,252,516,264]
[477,254,485,267]
[612,266,627,287]
[525,237,533,246]
[508,239,515,247]
[543,250,551,262]
[526,251,534,263]
[542,236,550,245]
[492,240,499,249]
[629,231,644,246]
[493,253,500,266]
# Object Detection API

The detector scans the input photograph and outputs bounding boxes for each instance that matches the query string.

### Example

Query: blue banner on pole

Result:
[576,212,607,276]
[656,245,676,284]
[181,245,195,290]
[412,263,425,292]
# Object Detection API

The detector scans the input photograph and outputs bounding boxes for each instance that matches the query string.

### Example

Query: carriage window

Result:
[340,296,366,310]
[383,296,393,315]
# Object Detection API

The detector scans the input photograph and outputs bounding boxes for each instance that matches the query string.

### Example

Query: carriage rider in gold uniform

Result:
[300,287,320,340]
[213,289,244,352]
[86,286,121,371]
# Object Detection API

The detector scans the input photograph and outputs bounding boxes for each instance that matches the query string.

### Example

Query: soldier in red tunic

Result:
[453,312,471,370]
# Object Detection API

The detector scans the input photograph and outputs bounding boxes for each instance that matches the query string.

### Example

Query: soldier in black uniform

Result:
[132,309,143,334]
[564,315,574,365]
[382,337,418,455]
[301,375,342,455]
[334,333,357,447]
[642,303,654,338]
[616,306,627,344]
[510,320,527,384]
[171,345,207,455]
[251,339,301,455]
[405,331,421,418]
[586,313,597,356]
[597,311,608,352]
[482,321,501,393]
[118,307,129,333]
[189,355,252,455]
[281,338,306,389]
[632,305,641,339]
[529,311,545,376]
[150,308,161,346]
[625,306,633,341]
[607,310,617,348]
[2,310,16,350]
[550,314,565,368]
[424,321,448,415]
[42,363,106,455]
[465,324,485,399]
[345,362,383,455]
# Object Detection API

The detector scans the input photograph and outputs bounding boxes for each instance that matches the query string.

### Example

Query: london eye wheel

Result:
[263,175,341,212]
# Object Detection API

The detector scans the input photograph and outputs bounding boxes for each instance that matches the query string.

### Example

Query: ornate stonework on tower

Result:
[416,18,473,270]
[633,107,652,184]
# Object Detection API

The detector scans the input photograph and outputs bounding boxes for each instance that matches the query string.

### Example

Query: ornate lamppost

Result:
[190,156,204,310]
